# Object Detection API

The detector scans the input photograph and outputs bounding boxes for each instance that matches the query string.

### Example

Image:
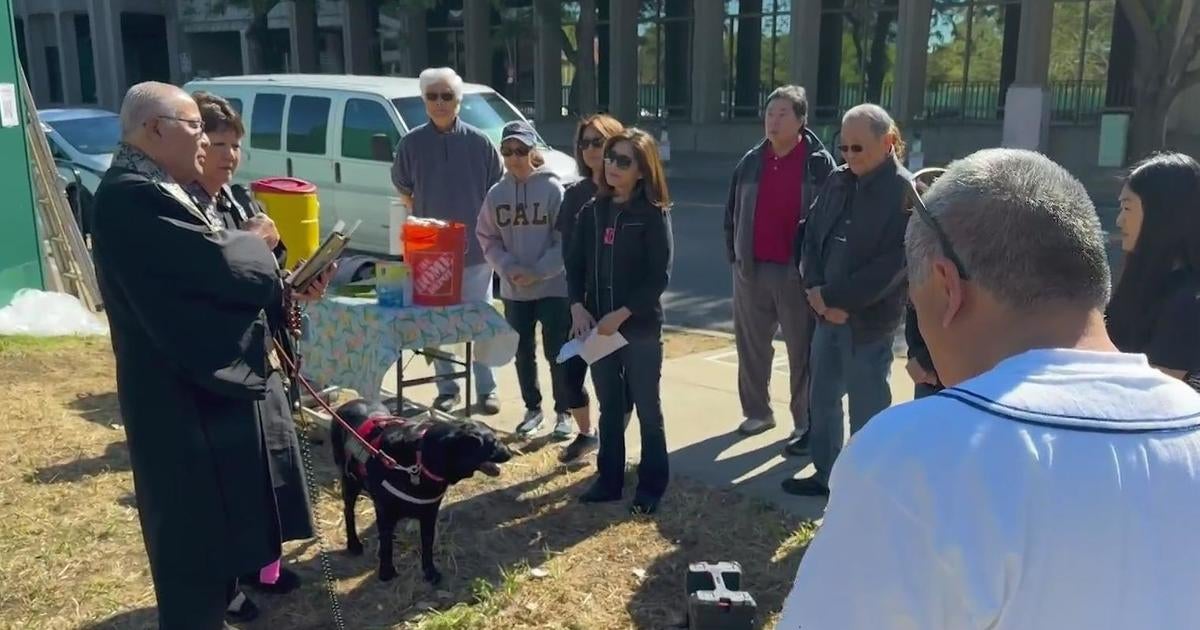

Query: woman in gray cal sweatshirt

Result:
[476,121,582,440]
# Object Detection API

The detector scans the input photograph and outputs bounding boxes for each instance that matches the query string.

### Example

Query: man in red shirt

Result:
[724,86,834,453]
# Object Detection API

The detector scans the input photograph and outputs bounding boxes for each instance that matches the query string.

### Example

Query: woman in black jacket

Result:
[555,113,626,463]
[1106,152,1200,392]
[566,128,674,515]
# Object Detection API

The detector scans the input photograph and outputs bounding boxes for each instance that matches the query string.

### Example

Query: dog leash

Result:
[273,338,447,488]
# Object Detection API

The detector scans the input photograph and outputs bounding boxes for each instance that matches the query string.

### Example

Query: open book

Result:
[285,219,361,293]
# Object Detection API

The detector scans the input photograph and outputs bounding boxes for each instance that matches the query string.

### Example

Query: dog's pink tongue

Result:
[478,462,502,477]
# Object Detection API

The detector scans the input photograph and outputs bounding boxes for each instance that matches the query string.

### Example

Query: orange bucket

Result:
[402,221,466,306]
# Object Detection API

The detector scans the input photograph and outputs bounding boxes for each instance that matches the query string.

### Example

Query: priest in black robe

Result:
[91,81,284,630]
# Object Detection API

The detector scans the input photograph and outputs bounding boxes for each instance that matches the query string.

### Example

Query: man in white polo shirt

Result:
[778,148,1200,629]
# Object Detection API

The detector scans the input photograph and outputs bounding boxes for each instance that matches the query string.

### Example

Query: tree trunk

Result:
[1127,93,1170,163]
[865,12,895,105]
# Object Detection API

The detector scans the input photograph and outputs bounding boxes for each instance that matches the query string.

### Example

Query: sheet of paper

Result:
[557,330,628,365]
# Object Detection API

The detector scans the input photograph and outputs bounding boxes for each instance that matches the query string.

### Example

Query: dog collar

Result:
[381,480,445,505]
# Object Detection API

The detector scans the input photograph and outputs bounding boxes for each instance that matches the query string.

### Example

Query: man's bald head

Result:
[119,82,208,183]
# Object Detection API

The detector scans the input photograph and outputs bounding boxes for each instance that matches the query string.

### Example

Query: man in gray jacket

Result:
[392,66,504,415]
[724,85,834,452]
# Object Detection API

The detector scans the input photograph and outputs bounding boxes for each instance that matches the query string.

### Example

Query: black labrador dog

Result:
[331,399,512,584]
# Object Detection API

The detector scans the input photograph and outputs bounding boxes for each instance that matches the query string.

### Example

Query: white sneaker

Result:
[791,427,807,440]
[737,417,776,436]
[516,409,545,436]
[552,412,574,440]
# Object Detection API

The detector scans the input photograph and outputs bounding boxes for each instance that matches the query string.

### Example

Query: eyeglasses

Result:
[578,137,605,150]
[905,180,970,280]
[838,144,865,154]
[424,92,456,102]
[604,152,634,170]
[500,146,531,157]
[158,116,204,133]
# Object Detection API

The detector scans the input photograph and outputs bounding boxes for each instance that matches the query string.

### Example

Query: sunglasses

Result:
[500,146,531,157]
[838,144,865,154]
[905,180,970,280]
[604,152,634,170]
[424,92,455,102]
[578,137,605,150]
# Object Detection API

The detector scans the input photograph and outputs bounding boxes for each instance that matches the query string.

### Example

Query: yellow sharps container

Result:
[250,177,320,269]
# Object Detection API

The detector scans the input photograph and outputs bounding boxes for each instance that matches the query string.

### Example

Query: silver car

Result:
[39,108,120,236]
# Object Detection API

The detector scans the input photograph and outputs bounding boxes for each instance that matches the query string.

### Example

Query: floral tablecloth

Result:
[300,296,517,401]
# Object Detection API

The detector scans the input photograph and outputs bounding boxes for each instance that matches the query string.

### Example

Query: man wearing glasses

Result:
[92,82,286,629]
[391,66,504,415]
[779,148,1200,629]
[784,103,913,497]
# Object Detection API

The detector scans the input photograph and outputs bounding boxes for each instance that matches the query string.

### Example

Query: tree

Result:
[1119,0,1200,160]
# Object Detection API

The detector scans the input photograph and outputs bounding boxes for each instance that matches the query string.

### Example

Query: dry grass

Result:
[0,334,813,630]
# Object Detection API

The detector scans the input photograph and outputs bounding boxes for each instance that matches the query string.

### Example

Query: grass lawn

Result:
[0,334,814,629]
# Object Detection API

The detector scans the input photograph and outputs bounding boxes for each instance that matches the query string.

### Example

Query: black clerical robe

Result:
[91,166,283,613]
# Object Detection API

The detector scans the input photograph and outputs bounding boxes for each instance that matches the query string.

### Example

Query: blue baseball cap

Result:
[501,121,538,147]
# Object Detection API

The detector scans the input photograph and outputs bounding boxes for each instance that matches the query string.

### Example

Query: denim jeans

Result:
[503,296,579,412]
[435,263,497,397]
[590,336,668,498]
[808,322,894,485]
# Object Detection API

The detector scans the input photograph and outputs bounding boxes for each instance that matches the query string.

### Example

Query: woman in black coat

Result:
[566,128,674,515]
[189,92,330,615]
[1106,152,1200,392]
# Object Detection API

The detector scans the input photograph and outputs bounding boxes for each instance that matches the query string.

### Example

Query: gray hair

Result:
[120,81,187,139]
[765,85,808,124]
[906,148,1111,309]
[843,103,893,138]
[418,67,464,102]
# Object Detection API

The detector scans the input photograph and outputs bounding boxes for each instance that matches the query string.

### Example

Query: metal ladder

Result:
[18,66,102,312]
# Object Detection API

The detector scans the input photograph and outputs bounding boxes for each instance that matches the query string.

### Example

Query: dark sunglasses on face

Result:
[500,146,531,157]
[424,92,455,102]
[604,152,634,170]
[839,144,865,154]
[905,180,970,280]
[578,137,605,150]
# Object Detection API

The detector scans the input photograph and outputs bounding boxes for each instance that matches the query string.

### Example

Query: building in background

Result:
[11,0,1199,187]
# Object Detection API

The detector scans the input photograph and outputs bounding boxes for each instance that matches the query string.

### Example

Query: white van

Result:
[182,74,579,254]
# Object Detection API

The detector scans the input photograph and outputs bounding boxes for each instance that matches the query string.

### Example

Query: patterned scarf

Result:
[110,142,224,231]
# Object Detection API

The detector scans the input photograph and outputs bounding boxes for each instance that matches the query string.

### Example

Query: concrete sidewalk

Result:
[382,333,916,522]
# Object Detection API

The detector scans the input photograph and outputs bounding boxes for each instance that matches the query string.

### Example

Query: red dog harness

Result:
[344,416,447,504]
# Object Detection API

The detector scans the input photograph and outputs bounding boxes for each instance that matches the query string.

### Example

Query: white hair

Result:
[905,148,1111,309]
[120,81,188,139]
[418,67,464,101]
[842,103,893,138]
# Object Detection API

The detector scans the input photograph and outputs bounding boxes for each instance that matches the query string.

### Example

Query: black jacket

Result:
[92,167,284,599]
[802,158,912,343]
[557,177,598,256]
[722,128,835,273]
[566,193,674,340]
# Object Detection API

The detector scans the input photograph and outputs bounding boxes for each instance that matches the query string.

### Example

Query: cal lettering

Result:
[495,204,512,227]
[531,202,548,225]
[512,203,529,226]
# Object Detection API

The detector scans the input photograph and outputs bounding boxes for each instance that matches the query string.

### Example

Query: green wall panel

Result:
[0,0,44,307]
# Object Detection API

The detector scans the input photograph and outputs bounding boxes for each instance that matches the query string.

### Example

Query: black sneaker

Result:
[780,477,829,497]
[477,393,501,416]
[431,394,461,413]
[630,492,661,515]
[225,590,259,624]
[783,432,810,457]
[578,482,622,504]
[559,432,598,463]
[240,567,301,595]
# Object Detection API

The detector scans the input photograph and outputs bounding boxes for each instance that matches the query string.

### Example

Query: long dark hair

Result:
[1106,152,1200,351]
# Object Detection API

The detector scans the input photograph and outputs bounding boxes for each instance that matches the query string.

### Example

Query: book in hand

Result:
[285,219,361,293]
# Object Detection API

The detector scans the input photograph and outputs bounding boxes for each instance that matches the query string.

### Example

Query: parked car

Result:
[39,108,120,237]
[182,74,579,255]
